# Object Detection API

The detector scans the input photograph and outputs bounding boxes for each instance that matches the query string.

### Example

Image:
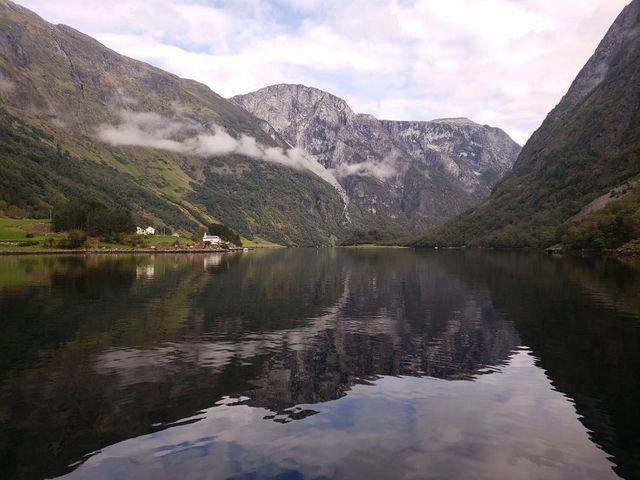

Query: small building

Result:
[203,233,222,246]
[136,226,156,236]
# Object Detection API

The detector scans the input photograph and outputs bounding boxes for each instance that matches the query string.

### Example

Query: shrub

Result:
[57,229,87,249]
[340,229,395,246]
[5,205,28,219]
[41,237,56,248]
[207,223,242,246]
[17,240,38,247]
[561,190,640,250]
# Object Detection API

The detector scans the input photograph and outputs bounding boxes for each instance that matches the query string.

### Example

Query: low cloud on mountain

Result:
[333,152,401,180]
[98,110,349,205]
[98,111,250,157]
[0,72,15,93]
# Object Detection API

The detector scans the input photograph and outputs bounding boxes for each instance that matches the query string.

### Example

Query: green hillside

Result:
[561,184,640,251]
[0,0,348,246]
[0,107,202,230]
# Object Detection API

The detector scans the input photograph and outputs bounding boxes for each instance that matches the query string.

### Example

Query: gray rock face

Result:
[233,84,520,230]
[381,118,521,198]
[233,84,354,160]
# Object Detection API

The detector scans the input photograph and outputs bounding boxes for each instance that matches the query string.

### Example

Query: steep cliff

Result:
[233,84,520,231]
[415,0,640,248]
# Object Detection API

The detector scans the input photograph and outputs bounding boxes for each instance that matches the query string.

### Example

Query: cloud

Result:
[98,110,257,158]
[332,151,402,180]
[18,0,630,144]
[97,109,350,207]
[0,72,15,93]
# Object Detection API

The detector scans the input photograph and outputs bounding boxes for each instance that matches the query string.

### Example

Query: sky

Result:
[18,0,630,144]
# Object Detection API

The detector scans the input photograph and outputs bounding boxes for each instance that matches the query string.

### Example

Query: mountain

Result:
[0,0,349,246]
[233,84,521,231]
[380,118,519,198]
[0,0,521,246]
[415,0,640,249]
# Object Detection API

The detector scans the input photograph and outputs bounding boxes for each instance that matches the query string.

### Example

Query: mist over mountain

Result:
[0,0,352,246]
[0,0,526,244]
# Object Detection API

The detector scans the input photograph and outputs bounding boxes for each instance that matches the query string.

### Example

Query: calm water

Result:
[0,250,639,480]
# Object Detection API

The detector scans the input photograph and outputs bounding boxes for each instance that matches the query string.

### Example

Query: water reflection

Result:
[136,263,155,279]
[0,250,638,479]
[203,253,224,271]
[58,350,617,480]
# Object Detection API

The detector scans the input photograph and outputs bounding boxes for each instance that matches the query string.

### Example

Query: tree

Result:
[53,200,134,235]
[207,223,242,246]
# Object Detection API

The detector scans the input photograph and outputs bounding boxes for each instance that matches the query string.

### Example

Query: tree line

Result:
[207,223,242,246]
[53,200,134,236]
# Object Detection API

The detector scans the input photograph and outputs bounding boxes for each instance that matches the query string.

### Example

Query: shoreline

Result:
[0,247,246,256]
[1,245,637,257]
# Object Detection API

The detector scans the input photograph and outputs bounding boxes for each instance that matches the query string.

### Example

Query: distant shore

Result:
[0,247,247,256]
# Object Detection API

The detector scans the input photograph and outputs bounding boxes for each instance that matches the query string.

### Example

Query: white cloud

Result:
[332,150,402,180]
[18,0,631,144]
[0,72,15,93]
[97,109,350,206]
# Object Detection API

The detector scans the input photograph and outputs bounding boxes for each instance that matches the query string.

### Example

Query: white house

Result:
[202,233,222,246]
[136,226,156,235]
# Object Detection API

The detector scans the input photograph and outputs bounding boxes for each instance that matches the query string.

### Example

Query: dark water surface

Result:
[1,250,639,479]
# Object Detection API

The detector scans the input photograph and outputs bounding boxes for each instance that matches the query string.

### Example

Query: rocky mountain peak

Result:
[233,83,521,230]
[429,117,478,126]
[233,84,355,156]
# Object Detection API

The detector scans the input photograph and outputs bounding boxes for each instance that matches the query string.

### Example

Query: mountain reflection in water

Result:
[0,250,638,480]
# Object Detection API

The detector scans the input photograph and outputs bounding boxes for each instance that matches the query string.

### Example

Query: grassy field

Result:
[0,218,59,242]
[86,234,196,250]
[0,217,284,251]
[240,236,283,248]
[0,218,196,250]
[141,235,193,247]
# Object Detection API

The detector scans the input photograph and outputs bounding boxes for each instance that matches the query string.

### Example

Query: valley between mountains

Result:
[0,0,639,252]
[0,0,522,247]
